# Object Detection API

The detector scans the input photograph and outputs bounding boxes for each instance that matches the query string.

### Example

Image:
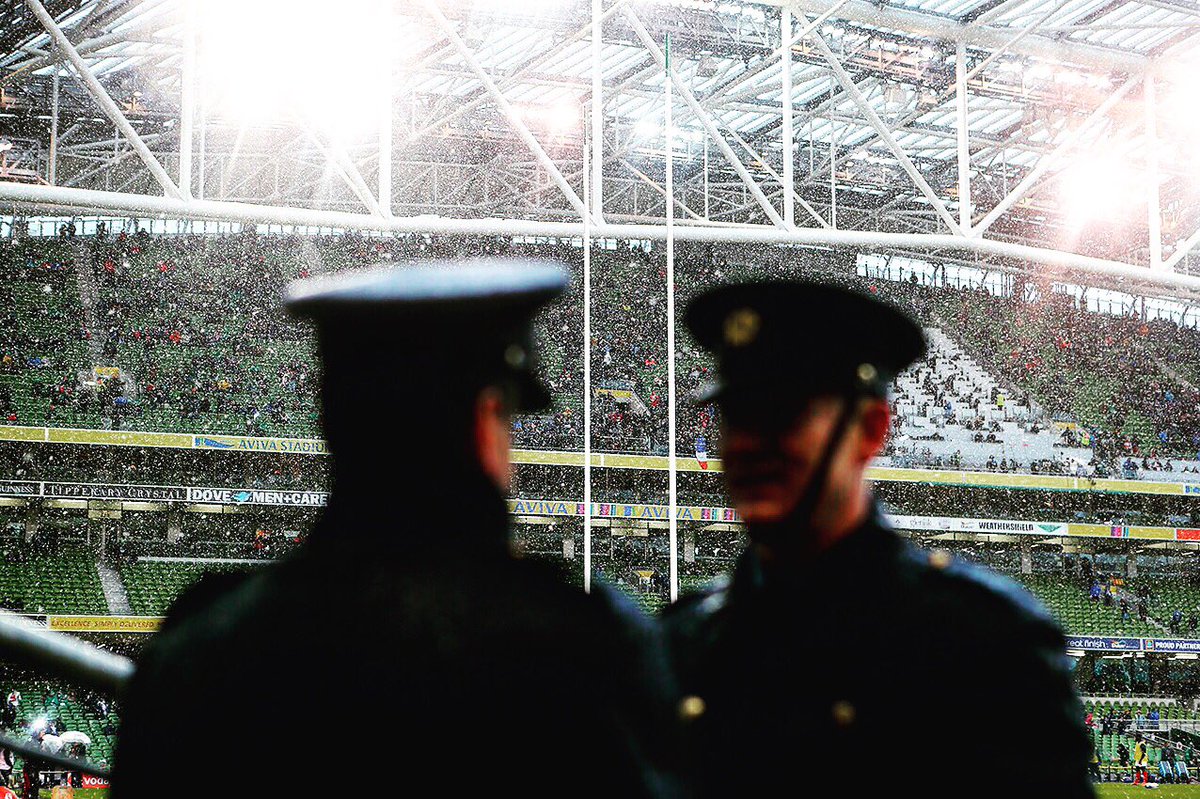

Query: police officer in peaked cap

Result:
[663,278,1093,798]
[115,260,682,798]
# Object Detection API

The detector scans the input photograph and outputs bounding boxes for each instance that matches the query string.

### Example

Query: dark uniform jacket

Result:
[114,488,681,798]
[663,509,1094,798]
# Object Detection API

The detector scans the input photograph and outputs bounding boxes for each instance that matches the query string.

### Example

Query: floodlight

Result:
[1058,152,1139,226]
[199,0,391,138]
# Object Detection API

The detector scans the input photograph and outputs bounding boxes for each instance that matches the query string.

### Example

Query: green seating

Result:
[124,559,253,616]
[0,549,105,615]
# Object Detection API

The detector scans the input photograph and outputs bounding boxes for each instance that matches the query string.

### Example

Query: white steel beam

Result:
[778,0,1147,69]
[26,0,183,200]
[591,0,604,219]
[8,183,1200,295]
[960,1,1071,86]
[1145,72,1163,271]
[622,5,786,228]
[420,0,588,220]
[812,33,963,236]
[972,75,1139,237]
[700,0,851,110]
[405,2,629,149]
[3,11,177,73]
[619,159,707,223]
[1166,228,1200,272]
[973,0,1051,26]
[955,40,971,234]
[782,8,794,228]
[727,124,828,228]
[49,68,59,186]
[378,0,393,217]
[178,0,195,198]
[296,125,381,217]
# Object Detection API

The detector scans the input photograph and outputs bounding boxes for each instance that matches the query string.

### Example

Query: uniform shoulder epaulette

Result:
[905,545,1058,630]
[158,570,258,632]
[663,574,732,621]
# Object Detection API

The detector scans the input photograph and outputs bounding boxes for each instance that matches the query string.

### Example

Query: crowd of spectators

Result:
[4,226,1200,480]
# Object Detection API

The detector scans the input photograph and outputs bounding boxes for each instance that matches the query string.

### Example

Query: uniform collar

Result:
[730,503,898,600]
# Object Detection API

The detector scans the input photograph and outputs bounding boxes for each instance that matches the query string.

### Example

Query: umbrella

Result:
[59,732,90,746]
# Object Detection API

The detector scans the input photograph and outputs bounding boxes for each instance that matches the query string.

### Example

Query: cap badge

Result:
[504,344,528,369]
[856,363,878,385]
[723,308,760,347]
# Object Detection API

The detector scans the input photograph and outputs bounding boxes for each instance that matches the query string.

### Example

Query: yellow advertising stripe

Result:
[509,450,723,472]
[46,615,162,633]
[1069,524,1116,538]
[0,426,45,442]
[2,425,1199,497]
[50,429,192,448]
[1065,523,1178,541]
[1130,526,1176,541]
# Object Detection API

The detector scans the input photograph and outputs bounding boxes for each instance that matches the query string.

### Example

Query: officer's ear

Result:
[854,396,890,464]
[474,386,513,491]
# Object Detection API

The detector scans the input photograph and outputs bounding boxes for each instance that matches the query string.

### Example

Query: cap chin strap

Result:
[754,393,859,555]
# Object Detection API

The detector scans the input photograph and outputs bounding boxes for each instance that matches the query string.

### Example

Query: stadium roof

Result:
[2,0,1200,295]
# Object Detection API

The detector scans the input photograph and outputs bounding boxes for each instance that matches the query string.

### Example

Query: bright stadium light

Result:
[1058,152,1139,227]
[199,0,389,138]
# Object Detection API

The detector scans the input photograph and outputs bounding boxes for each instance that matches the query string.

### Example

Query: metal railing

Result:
[0,612,131,778]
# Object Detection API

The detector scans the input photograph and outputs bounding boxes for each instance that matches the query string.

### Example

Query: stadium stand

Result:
[1021,575,1161,637]
[8,230,1200,481]
[123,559,254,616]
[882,325,1092,474]
[0,671,119,774]
[0,548,106,616]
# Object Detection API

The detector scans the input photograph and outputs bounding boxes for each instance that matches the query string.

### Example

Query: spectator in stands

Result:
[0,692,14,730]
[664,280,1092,798]
[114,263,683,798]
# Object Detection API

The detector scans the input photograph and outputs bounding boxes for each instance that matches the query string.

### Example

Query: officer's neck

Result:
[753,484,872,569]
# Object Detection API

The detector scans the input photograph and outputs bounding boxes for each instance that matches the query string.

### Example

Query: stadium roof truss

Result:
[1,0,1200,295]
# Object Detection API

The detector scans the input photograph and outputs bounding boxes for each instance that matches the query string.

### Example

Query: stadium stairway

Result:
[884,326,1095,471]
[123,558,256,616]
[72,241,103,367]
[95,562,131,615]
[0,549,106,615]
[0,678,118,771]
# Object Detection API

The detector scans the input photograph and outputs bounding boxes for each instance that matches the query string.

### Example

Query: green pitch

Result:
[1098,785,1200,797]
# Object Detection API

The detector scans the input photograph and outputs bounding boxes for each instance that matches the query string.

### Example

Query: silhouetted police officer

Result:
[115,261,680,797]
[665,279,1093,798]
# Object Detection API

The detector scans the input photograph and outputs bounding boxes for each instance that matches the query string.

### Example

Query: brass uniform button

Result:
[723,308,760,347]
[929,549,952,570]
[832,700,856,727]
[679,695,707,721]
[504,344,527,368]
[856,362,878,385]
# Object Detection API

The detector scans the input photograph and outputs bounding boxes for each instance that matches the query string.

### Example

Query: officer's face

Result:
[721,395,848,526]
